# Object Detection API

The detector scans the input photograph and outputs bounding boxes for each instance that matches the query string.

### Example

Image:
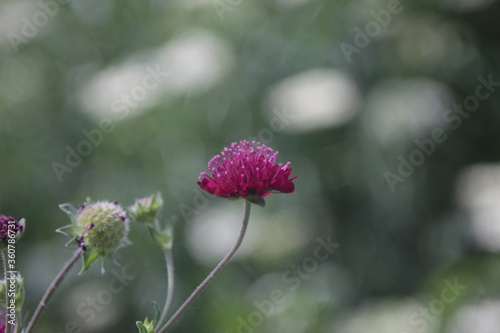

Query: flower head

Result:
[197,140,297,206]
[0,216,24,250]
[75,201,129,256]
[59,199,130,273]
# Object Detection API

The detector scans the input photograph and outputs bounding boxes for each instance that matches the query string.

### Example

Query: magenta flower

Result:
[197,140,297,206]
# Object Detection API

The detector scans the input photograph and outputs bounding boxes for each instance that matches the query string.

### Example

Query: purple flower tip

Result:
[76,205,85,216]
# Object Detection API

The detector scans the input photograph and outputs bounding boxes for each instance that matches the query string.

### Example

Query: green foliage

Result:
[136,318,155,333]
[2,0,500,332]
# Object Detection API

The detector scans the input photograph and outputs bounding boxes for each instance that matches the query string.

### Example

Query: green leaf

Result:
[0,279,6,308]
[0,273,25,310]
[17,218,26,241]
[247,194,266,207]
[15,274,25,310]
[100,256,108,274]
[58,203,78,217]
[152,301,161,326]
[55,225,75,238]
[136,322,148,333]
[147,224,174,251]
[79,251,99,275]
[136,318,154,333]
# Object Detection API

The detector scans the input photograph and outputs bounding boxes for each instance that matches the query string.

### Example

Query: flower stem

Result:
[1,250,10,333]
[24,248,83,333]
[156,200,252,333]
[156,249,175,328]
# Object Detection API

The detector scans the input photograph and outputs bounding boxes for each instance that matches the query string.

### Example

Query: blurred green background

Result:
[1,0,500,332]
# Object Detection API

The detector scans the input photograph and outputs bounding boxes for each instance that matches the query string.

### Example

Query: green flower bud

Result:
[76,201,129,256]
[58,199,130,274]
[136,317,154,333]
[128,192,163,224]
[0,273,24,310]
[0,280,5,305]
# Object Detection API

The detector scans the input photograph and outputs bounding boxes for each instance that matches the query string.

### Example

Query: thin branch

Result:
[2,250,10,333]
[24,248,83,333]
[156,200,252,333]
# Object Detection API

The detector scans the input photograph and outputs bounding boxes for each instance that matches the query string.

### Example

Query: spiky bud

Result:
[75,201,129,256]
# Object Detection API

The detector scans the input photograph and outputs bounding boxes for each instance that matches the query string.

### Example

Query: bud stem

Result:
[2,250,11,333]
[156,249,175,328]
[24,248,83,333]
[156,200,252,333]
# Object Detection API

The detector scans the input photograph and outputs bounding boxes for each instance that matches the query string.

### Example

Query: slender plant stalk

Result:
[156,249,175,328]
[157,200,252,333]
[24,248,83,333]
[2,250,10,333]
[13,314,18,333]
